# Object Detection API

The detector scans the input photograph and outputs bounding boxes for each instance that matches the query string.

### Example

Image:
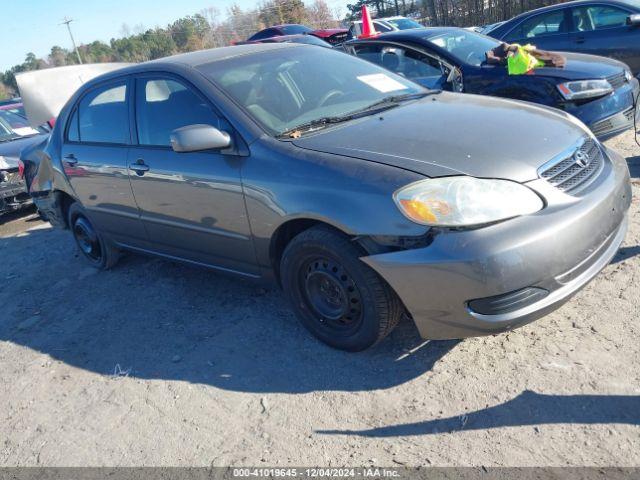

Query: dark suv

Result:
[487,0,640,74]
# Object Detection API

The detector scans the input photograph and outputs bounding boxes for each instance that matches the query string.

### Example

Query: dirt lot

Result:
[0,131,638,468]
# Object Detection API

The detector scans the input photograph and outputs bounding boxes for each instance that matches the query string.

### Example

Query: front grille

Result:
[539,137,604,194]
[590,119,613,137]
[624,106,635,121]
[607,72,627,90]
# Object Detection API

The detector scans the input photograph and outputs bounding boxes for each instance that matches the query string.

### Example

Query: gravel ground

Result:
[0,131,638,467]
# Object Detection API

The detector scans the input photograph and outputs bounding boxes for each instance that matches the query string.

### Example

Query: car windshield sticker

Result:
[357,74,408,93]
[13,126,40,137]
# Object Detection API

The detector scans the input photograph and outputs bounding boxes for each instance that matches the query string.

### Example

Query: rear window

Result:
[386,18,423,29]
[281,25,313,35]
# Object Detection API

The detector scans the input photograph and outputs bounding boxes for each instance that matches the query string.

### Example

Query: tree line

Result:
[1,0,568,99]
[344,0,568,27]
[0,0,338,98]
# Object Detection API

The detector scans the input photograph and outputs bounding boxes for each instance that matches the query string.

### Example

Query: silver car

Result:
[24,44,631,351]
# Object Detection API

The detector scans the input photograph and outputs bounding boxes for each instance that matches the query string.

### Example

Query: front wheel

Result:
[68,202,119,269]
[280,226,403,351]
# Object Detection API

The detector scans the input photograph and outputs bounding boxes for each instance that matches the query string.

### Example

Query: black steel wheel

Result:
[301,256,364,335]
[68,202,119,269]
[281,225,403,351]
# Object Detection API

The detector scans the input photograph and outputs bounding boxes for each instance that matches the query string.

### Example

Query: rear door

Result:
[503,8,574,51]
[568,4,640,73]
[61,78,147,245]
[127,74,257,276]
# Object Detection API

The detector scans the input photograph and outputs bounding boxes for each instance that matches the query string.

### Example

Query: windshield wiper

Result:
[356,91,438,113]
[278,91,438,139]
[278,115,357,138]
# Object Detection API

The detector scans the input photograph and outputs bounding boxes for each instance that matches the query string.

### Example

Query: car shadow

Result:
[0,225,460,394]
[316,390,640,437]
[613,245,640,263]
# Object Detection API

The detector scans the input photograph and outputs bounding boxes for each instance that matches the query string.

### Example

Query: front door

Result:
[351,43,450,90]
[61,78,147,245]
[127,75,258,276]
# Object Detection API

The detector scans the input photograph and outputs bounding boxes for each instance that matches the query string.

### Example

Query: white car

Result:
[347,16,423,39]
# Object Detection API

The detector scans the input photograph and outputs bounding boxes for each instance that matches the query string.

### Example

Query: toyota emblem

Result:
[574,150,589,168]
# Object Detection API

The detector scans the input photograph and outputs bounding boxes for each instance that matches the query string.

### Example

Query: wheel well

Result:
[270,219,353,283]
[56,191,76,228]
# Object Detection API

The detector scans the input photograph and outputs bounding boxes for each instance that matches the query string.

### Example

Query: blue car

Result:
[344,28,639,139]
[486,0,640,75]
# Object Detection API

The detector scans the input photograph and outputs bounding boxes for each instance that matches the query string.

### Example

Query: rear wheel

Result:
[68,203,119,269]
[280,226,403,351]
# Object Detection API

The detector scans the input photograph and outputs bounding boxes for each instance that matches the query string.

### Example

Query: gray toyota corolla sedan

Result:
[24,43,631,351]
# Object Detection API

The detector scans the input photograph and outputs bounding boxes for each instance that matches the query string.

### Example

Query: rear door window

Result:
[506,10,569,40]
[75,82,129,144]
[135,77,221,147]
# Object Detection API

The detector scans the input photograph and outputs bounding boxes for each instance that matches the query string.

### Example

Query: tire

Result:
[67,202,119,270]
[280,225,403,351]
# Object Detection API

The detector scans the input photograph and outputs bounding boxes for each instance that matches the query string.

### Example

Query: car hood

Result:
[292,92,588,182]
[531,52,626,80]
[0,134,48,167]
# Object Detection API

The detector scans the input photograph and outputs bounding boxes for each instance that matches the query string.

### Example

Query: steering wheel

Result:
[318,89,345,107]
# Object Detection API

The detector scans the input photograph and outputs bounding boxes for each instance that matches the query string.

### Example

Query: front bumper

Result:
[362,146,631,339]
[569,77,639,140]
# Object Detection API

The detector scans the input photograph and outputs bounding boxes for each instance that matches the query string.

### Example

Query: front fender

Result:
[242,138,429,268]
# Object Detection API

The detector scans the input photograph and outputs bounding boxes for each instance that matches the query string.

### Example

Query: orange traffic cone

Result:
[359,4,377,38]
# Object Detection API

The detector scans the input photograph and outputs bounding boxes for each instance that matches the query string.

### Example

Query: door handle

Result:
[575,36,586,44]
[129,159,149,176]
[64,154,78,166]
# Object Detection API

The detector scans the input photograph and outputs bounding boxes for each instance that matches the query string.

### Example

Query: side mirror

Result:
[627,13,640,26]
[170,124,232,153]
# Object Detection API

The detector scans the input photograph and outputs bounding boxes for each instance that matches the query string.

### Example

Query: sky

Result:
[1,0,346,72]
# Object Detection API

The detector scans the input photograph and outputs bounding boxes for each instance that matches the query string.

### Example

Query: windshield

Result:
[200,46,424,136]
[426,30,501,66]
[386,18,423,30]
[0,110,46,138]
[0,117,15,142]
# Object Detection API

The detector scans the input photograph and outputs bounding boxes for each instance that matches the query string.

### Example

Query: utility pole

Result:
[61,17,83,64]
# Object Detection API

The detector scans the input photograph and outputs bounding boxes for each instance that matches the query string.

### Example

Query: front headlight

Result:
[557,79,613,100]
[625,69,634,83]
[394,177,544,227]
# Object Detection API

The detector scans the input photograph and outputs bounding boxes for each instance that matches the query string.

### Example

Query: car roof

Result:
[353,17,405,24]
[74,43,302,90]
[271,23,307,28]
[354,26,464,41]
[507,0,637,20]
[147,42,300,67]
